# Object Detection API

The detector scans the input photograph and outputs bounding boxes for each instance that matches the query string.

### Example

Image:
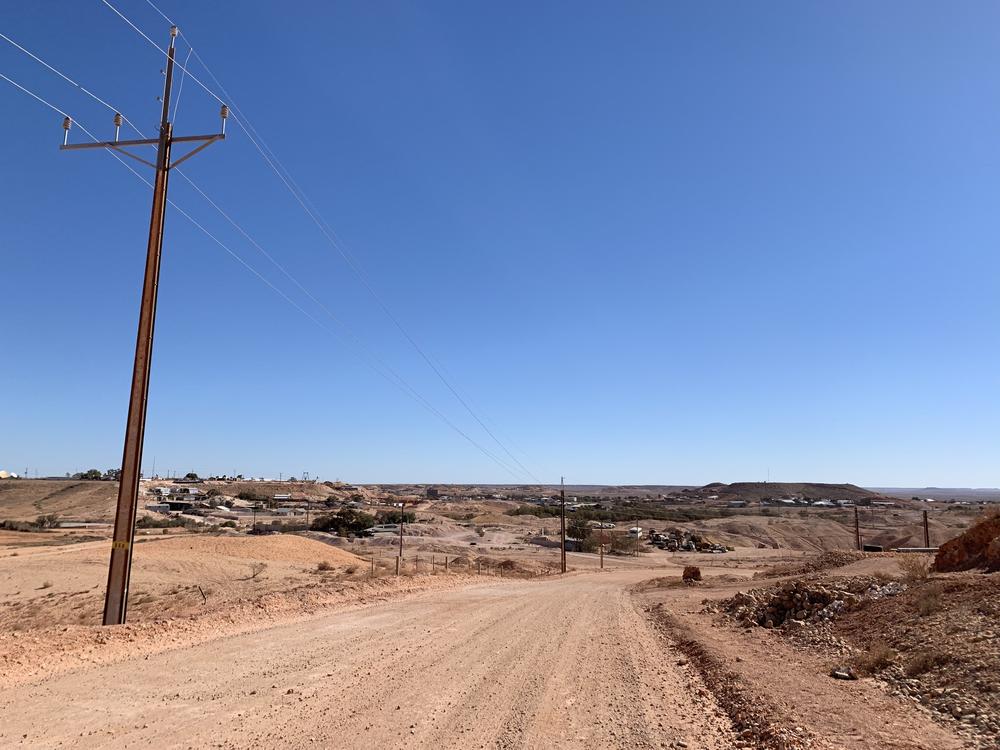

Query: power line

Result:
[0,31,144,137]
[6,2,542,483]
[128,0,545,483]
[0,65,529,482]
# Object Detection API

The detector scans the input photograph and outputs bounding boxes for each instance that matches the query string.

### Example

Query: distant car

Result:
[601,522,616,529]
[365,524,400,534]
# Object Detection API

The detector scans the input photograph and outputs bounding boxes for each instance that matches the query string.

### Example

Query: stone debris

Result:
[828,666,857,680]
[712,577,905,630]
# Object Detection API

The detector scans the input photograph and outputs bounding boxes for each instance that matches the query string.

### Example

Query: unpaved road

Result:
[1,571,736,749]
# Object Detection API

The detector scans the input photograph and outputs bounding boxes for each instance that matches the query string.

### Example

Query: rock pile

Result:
[718,577,905,629]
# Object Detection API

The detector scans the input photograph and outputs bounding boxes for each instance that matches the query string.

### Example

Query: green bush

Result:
[310,508,376,537]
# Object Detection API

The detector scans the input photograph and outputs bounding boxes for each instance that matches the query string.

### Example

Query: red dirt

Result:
[934,511,1000,572]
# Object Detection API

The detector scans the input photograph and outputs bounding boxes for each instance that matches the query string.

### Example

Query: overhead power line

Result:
[0,61,530,483]
[114,0,545,483]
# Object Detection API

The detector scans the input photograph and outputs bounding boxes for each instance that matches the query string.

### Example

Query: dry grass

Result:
[897,554,932,583]
[915,582,944,617]
[851,640,896,675]
[903,648,951,677]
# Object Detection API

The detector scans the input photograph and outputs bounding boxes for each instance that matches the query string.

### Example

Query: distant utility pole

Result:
[560,477,566,574]
[61,25,226,627]
[854,505,862,551]
[398,498,406,561]
[923,509,930,548]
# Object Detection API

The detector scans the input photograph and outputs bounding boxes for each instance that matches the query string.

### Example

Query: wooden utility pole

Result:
[61,25,227,625]
[398,498,406,561]
[560,477,567,574]
[923,510,930,548]
[854,506,862,551]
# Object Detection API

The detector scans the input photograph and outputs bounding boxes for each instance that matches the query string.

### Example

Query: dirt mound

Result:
[0,479,118,521]
[147,534,364,566]
[934,512,1000,572]
[753,551,869,579]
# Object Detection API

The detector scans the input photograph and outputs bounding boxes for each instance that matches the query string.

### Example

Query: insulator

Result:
[114,113,123,127]
[62,116,72,131]
[220,104,230,120]
[170,26,179,38]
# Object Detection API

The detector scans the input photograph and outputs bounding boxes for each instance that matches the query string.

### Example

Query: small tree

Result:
[184,472,199,481]
[567,518,592,542]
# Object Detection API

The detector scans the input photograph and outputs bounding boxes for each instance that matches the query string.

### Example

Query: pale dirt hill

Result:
[0,480,118,521]
[0,533,365,630]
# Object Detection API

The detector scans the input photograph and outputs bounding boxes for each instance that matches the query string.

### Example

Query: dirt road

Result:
[1,571,736,749]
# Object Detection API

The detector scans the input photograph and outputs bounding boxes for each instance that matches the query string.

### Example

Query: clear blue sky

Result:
[3,1,1000,486]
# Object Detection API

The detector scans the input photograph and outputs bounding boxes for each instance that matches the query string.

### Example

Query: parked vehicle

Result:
[365,524,400,534]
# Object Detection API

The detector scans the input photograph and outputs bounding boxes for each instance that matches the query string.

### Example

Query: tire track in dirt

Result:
[1,571,738,749]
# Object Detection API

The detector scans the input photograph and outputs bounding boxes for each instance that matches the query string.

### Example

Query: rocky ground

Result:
[706,565,999,748]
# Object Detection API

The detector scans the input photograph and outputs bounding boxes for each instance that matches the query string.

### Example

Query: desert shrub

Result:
[237,490,269,502]
[344,565,358,575]
[247,562,267,579]
[904,649,951,676]
[220,520,238,528]
[376,510,415,524]
[311,508,376,537]
[0,519,41,532]
[898,555,932,583]
[35,514,60,529]
[39,580,53,589]
[916,583,945,617]
[851,640,896,675]
[316,560,334,572]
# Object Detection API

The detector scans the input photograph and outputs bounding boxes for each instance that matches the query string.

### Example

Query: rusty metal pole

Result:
[102,30,178,626]
[923,509,930,548]
[560,477,566,574]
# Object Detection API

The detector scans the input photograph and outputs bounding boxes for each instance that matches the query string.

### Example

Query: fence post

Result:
[445,556,449,573]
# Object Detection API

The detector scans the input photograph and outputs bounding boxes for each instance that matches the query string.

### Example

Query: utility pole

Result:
[854,505,861,551]
[61,26,226,626]
[560,477,567,574]
[923,509,930,548]
[398,498,406,561]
